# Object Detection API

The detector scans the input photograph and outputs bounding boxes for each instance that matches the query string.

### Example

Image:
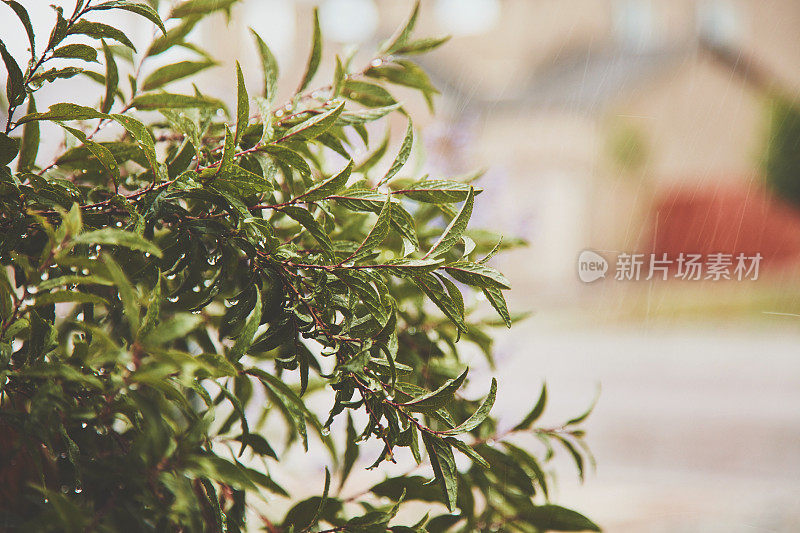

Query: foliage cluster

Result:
[0,1,598,531]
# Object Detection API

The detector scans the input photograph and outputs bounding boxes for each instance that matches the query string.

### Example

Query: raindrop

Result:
[370,58,383,67]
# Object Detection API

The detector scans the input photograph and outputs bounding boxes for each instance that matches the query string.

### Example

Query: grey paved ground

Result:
[489,320,800,532]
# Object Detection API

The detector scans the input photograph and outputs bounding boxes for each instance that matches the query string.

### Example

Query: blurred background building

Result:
[4,0,800,531]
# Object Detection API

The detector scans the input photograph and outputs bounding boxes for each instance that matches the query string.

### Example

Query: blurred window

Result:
[697,0,740,48]
[614,0,660,50]
[319,0,379,43]
[434,0,501,37]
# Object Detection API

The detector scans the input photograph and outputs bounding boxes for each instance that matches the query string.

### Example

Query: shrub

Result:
[0,1,598,531]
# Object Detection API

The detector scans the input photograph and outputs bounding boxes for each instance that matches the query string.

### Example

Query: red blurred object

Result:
[648,181,800,269]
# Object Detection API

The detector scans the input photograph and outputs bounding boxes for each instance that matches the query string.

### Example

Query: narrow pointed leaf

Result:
[347,194,392,263]
[378,118,413,186]
[228,288,261,362]
[400,368,467,411]
[278,101,345,142]
[235,61,249,143]
[514,383,547,431]
[297,8,321,93]
[299,159,353,202]
[421,432,457,511]
[425,187,474,258]
[141,60,216,91]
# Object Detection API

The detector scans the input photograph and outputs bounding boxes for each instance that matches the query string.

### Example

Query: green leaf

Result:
[421,432,457,512]
[446,437,488,468]
[147,15,200,57]
[131,92,224,110]
[29,66,83,86]
[521,505,601,532]
[282,206,334,262]
[235,61,249,143]
[340,412,358,491]
[71,228,162,257]
[444,261,510,290]
[46,7,68,52]
[400,368,467,412]
[0,132,18,167]
[16,103,106,124]
[278,101,345,142]
[299,159,353,202]
[141,60,216,91]
[170,0,237,18]
[17,98,38,171]
[67,20,136,51]
[211,164,272,198]
[228,287,261,362]
[566,385,600,426]
[184,456,256,491]
[297,7,321,93]
[442,378,497,435]
[347,193,392,263]
[482,285,511,328]
[397,180,476,203]
[102,254,140,331]
[59,125,120,188]
[393,36,451,55]
[218,126,235,173]
[334,270,390,327]
[100,40,118,113]
[2,1,35,61]
[301,468,330,533]
[367,60,439,110]
[144,313,203,345]
[378,118,413,186]
[425,187,474,259]
[90,1,167,34]
[514,383,547,431]
[342,80,396,108]
[33,291,109,307]
[246,367,310,450]
[338,103,402,125]
[250,29,278,100]
[260,145,311,178]
[137,275,162,339]
[381,0,420,55]
[412,273,467,333]
[52,44,98,63]
[38,274,112,292]
[215,385,250,457]
[111,114,159,176]
[0,39,24,107]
